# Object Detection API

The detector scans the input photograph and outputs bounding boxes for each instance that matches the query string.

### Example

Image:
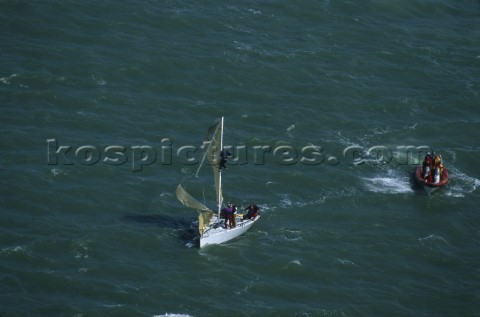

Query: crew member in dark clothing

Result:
[243,202,259,220]
[219,149,231,170]
[223,203,235,229]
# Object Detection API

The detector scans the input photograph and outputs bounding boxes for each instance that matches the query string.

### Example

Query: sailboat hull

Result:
[200,215,260,248]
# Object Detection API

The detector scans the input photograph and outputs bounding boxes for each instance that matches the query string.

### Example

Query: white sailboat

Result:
[175,116,260,248]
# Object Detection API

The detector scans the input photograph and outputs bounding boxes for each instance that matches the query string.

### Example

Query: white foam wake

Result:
[444,167,480,198]
[363,176,413,194]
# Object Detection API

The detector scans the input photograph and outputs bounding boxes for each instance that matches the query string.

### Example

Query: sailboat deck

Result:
[198,215,260,247]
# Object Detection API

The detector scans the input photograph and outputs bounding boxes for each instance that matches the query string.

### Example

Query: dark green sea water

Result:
[1,1,480,316]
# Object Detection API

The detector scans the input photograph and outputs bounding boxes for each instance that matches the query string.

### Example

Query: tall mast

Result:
[217,116,224,218]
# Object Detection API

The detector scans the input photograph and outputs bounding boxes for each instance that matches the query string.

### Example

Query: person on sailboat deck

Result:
[219,148,231,170]
[243,202,259,220]
[223,203,235,229]
[232,203,238,227]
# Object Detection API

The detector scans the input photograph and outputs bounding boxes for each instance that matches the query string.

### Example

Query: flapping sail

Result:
[207,118,223,210]
[175,184,211,212]
[176,184,214,237]
[196,118,224,213]
[198,210,214,237]
[175,117,224,237]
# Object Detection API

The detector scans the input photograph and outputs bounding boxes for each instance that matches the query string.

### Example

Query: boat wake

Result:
[362,165,479,197]
[443,167,480,198]
[362,169,414,194]
[363,176,413,194]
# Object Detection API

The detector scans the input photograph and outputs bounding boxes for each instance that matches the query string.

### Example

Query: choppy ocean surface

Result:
[1,1,480,316]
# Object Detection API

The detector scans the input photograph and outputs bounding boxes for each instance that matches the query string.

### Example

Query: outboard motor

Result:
[433,167,440,184]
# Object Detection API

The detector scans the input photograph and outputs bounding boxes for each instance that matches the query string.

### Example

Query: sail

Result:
[175,184,211,212]
[196,118,223,211]
[176,117,223,235]
[198,210,214,237]
[207,118,223,210]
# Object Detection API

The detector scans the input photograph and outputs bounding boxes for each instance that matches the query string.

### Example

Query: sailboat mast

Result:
[217,116,224,218]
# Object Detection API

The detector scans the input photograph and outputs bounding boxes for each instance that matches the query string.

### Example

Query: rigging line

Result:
[195,121,221,178]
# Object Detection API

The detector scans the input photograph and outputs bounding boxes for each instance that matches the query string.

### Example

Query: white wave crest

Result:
[337,258,359,267]
[290,259,302,266]
[0,73,17,84]
[0,245,26,255]
[154,313,194,317]
[418,234,449,245]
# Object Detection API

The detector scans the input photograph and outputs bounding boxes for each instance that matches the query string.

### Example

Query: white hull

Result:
[199,215,260,248]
